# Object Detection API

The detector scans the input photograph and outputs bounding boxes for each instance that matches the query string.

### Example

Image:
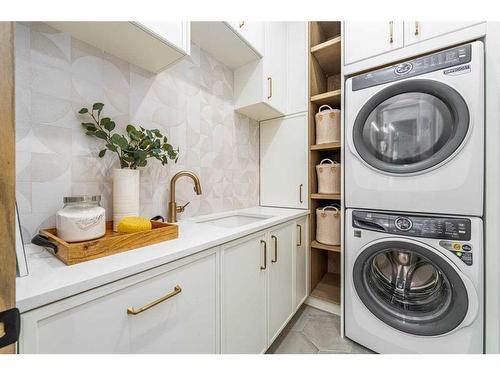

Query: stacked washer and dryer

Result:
[344,42,484,353]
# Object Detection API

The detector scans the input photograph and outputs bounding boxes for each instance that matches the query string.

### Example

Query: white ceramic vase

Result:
[112,168,140,231]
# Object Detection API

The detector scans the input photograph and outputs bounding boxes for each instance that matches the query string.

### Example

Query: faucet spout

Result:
[168,171,202,223]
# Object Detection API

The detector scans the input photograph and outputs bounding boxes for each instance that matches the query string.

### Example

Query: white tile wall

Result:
[15,22,260,243]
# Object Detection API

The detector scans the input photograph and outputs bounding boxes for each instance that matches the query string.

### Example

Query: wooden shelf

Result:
[310,272,341,304]
[310,89,341,107]
[310,142,341,151]
[311,240,341,253]
[310,193,341,200]
[311,36,341,76]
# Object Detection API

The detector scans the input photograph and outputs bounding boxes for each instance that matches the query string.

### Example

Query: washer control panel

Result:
[352,43,472,91]
[352,210,471,241]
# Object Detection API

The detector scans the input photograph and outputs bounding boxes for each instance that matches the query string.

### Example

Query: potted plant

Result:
[78,103,179,231]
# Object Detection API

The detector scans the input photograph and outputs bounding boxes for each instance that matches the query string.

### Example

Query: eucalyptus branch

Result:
[78,103,179,169]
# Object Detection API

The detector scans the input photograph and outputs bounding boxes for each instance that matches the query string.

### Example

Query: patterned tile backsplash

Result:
[15,22,260,243]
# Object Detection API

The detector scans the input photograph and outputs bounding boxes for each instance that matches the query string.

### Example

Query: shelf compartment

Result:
[311,36,341,76]
[311,193,341,200]
[311,240,341,253]
[310,272,340,304]
[310,89,341,107]
[310,142,341,151]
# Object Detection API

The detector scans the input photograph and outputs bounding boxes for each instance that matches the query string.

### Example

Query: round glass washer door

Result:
[352,80,470,174]
[353,240,469,336]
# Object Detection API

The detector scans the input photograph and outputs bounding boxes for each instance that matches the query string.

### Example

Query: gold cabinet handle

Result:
[260,240,267,270]
[267,76,272,99]
[271,235,278,263]
[299,184,303,203]
[127,285,182,315]
[389,21,394,44]
[239,21,245,28]
[297,224,302,247]
[414,21,419,36]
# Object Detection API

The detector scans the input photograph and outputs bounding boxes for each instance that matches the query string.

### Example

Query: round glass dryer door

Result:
[353,240,469,336]
[353,80,470,174]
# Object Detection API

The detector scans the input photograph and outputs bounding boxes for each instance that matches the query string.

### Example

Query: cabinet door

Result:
[268,223,294,342]
[20,251,217,354]
[136,22,190,53]
[286,22,308,114]
[221,233,267,353]
[264,22,287,114]
[228,21,264,56]
[260,113,308,209]
[404,21,483,46]
[294,217,308,311]
[344,21,404,65]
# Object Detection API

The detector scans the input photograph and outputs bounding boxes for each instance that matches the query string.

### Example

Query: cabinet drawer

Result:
[20,250,217,354]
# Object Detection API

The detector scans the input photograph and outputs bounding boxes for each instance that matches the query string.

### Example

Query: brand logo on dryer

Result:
[394,62,413,75]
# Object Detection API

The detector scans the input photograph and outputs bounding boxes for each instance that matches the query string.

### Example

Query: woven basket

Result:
[316,205,341,246]
[315,105,340,144]
[316,159,341,194]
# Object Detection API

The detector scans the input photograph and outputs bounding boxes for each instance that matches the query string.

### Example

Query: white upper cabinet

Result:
[264,22,287,115]
[227,21,265,56]
[234,22,307,121]
[135,22,190,54]
[234,22,287,121]
[260,113,308,209]
[285,22,308,114]
[344,21,404,65]
[191,22,263,68]
[47,22,190,73]
[404,21,483,45]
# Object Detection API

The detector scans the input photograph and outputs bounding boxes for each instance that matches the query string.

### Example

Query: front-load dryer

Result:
[344,209,483,353]
[345,42,484,216]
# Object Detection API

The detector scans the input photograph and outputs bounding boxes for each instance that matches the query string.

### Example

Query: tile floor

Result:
[267,305,374,354]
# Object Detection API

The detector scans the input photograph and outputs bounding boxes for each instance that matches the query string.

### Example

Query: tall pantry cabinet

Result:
[259,22,343,314]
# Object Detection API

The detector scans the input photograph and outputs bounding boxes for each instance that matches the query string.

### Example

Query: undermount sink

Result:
[196,214,272,228]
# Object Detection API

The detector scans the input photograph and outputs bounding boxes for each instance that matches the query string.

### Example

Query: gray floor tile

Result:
[268,331,319,354]
[267,304,375,355]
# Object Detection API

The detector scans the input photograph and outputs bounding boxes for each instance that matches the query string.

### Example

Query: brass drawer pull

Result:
[297,224,302,246]
[267,76,273,99]
[260,240,267,270]
[271,235,278,263]
[127,285,182,315]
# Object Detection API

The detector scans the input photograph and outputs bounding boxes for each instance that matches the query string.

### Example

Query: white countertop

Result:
[17,206,308,313]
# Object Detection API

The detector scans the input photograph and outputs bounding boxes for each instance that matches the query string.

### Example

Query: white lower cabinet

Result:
[294,216,308,311]
[221,232,268,353]
[20,217,309,354]
[268,223,294,342]
[19,250,218,354]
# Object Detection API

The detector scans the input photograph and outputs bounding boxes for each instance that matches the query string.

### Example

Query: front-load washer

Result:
[345,209,483,354]
[345,42,484,216]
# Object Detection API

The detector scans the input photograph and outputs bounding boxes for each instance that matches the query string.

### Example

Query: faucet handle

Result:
[176,201,190,213]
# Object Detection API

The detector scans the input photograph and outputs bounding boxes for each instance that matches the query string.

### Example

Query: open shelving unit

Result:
[308,21,342,308]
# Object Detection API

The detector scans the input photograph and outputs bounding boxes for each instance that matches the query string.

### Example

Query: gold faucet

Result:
[168,171,202,223]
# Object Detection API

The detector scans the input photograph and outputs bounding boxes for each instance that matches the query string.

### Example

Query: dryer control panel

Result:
[352,43,472,91]
[352,210,471,241]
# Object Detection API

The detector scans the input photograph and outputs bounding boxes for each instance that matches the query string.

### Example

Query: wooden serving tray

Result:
[39,220,178,265]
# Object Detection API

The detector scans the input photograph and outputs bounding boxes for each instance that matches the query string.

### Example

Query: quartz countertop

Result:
[16,206,308,313]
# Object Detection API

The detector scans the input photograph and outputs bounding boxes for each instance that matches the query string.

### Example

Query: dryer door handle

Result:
[354,219,387,233]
